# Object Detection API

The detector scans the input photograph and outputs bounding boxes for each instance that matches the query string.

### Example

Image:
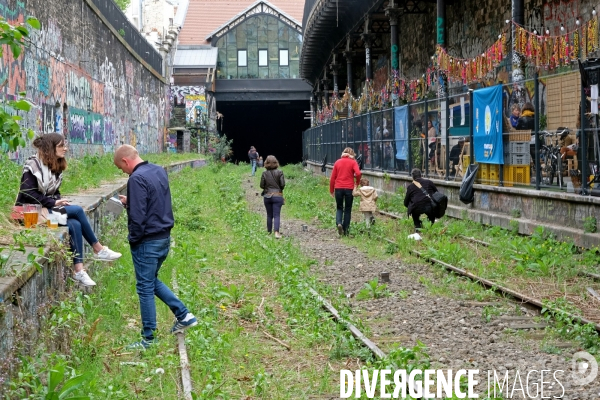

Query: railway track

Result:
[373,209,600,333]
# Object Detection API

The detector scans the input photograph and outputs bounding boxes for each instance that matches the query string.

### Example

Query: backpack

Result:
[413,180,448,219]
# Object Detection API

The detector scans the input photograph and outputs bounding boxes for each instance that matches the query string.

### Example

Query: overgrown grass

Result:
[7,163,431,398]
[279,164,600,355]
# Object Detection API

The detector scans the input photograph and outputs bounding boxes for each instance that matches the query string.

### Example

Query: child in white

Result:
[352,177,378,227]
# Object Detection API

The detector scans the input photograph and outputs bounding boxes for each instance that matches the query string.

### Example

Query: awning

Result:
[174,46,218,68]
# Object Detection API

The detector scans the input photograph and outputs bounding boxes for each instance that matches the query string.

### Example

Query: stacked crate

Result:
[503,132,531,186]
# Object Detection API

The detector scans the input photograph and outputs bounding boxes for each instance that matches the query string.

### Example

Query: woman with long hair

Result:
[259,155,285,239]
[329,147,361,236]
[16,133,121,286]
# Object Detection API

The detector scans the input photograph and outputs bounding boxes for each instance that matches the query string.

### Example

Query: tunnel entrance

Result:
[216,100,310,166]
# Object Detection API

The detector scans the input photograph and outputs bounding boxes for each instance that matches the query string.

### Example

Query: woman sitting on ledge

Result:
[15,133,122,287]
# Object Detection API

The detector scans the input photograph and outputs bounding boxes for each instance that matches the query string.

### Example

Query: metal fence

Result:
[303,69,600,194]
[91,0,163,74]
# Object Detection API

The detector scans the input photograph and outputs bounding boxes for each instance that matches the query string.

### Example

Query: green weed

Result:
[356,278,391,300]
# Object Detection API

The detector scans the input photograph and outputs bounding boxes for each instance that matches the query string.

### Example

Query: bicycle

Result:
[537,130,565,188]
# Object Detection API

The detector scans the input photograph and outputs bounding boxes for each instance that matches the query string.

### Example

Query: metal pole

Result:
[425,98,429,176]
[581,77,588,193]
[408,103,413,173]
[534,72,541,190]
[445,92,450,180]
[469,90,474,163]
[437,0,445,47]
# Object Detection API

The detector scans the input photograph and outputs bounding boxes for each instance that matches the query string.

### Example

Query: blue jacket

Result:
[126,161,174,246]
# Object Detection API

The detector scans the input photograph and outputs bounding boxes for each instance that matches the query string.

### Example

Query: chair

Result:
[453,142,468,181]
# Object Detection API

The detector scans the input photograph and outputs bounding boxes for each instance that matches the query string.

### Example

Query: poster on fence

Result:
[473,85,503,164]
[394,105,408,160]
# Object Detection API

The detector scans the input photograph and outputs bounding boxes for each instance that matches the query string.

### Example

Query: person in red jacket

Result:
[330,147,361,236]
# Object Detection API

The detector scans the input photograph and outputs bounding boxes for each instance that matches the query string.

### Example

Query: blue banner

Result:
[473,85,504,164]
[394,105,408,160]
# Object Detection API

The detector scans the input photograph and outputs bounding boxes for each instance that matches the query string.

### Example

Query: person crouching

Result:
[404,168,439,230]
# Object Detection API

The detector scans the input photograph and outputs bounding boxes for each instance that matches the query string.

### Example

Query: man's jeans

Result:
[130,237,188,340]
[334,188,354,234]
[251,159,257,176]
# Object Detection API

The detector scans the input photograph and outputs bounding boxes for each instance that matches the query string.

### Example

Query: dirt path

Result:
[243,177,599,399]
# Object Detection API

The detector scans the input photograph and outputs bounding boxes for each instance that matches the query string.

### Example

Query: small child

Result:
[352,177,378,227]
[257,156,264,168]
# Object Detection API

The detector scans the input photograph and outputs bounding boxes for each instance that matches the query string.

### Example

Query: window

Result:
[279,49,289,66]
[259,50,268,66]
[238,50,247,67]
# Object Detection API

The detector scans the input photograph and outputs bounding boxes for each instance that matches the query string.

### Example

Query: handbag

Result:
[413,181,448,218]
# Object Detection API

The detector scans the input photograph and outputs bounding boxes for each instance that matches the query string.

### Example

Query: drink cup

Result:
[23,204,40,228]
[47,214,59,229]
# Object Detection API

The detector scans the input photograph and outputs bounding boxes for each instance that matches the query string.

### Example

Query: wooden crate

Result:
[546,71,581,131]
[508,131,531,141]
[503,165,531,187]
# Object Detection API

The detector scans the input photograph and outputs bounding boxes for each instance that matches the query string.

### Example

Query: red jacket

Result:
[330,156,361,193]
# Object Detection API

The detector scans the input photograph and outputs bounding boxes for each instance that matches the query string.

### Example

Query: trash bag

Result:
[459,164,479,204]
[320,155,327,173]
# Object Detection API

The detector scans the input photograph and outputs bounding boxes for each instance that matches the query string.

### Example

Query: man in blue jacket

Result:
[114,144,197,349]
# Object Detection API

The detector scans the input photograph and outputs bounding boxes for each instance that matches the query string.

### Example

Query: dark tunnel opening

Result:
[216,100,310,166]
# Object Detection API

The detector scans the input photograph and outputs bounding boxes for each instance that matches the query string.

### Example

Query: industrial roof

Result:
[174,46,219,67]
[178,0,305,45]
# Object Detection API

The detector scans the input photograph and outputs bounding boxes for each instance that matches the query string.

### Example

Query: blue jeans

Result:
[130,237,188,340]
[64,205,99,264]
[335,188,354,234]
[251,159,257,176]
[263,196,284,233]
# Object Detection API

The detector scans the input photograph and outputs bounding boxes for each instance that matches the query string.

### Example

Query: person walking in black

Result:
[404,168,439,230]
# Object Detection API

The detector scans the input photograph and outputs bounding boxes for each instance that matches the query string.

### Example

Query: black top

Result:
[126,161,174,246]
[16,170,61,208]
[260,169,285,195]
[449,144,463,165]
[516,116,534,130]
[404,177,438,215]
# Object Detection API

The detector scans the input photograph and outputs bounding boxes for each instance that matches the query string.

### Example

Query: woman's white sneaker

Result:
[94,246,122,261]
[74,270,96,286]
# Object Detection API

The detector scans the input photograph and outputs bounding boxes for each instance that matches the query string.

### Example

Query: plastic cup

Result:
[23,204,40,228]
[47,214,59,229]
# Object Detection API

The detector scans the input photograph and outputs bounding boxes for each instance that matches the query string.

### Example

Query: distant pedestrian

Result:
[404,168,439,230]
[353,177,378,228]
[113,145,197,349]
[248,146,259,176]
[330,147,361,236]
[257,156,264,168]
[260,155,285,239]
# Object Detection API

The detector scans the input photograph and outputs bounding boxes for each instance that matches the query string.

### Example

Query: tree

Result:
[0,16,39,153]
[115,0,131,11]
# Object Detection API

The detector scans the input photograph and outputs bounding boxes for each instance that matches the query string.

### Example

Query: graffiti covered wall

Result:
[2,0,167,161]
